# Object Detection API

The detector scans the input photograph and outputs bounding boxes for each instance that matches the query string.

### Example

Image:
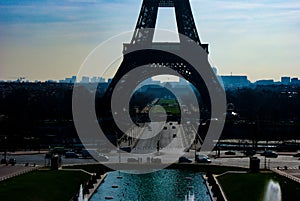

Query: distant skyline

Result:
[0,0,300,82]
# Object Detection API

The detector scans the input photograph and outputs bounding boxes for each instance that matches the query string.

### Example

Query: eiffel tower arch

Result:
[97,0,225,146]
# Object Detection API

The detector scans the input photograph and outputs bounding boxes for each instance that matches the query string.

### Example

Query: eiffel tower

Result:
[98,0,223,142]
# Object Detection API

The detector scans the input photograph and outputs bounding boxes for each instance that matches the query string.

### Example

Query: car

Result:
[261,150,278,158]
[65,151,79,158]
[225,151,236,155]
[1,158,7,164]
[82,149,92,158]
[119,146,132,153]
[293,153,300,157]
[51,147,66,155]
[244,150,256,156]
[98,154,109,162]
[172,134,177,138]
[8,158,16,165]
[45,153,52,159]
[195,155,211,163]
[178,156,192,163]
[127,158,138,163]
[151,158,162,163]
[172,126,176,129]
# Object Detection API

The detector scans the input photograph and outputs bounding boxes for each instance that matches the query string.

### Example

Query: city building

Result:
[255,79,275,86]
[81,76,90,83]
[65,78,72,83]
[220,75,250,89]
[291,78,300,85]
[281,76,291,85]
[212,67,218,75]
[71,76,76,83]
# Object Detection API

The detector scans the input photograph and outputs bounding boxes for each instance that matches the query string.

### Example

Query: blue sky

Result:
[0,0,299,82]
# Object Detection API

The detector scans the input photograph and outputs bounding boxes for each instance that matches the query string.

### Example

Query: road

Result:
[5,122,300,170]
[131,122,192,155]
[8,151,300,171]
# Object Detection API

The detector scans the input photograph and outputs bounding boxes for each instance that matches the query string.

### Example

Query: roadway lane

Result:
[132,122,164,154]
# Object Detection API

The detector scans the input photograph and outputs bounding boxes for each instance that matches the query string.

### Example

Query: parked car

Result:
[173,134,177,138]
[195,155,211,163]
[65,151,79,158]
[119,146,132,153]
[127,158,138,163]
[261,150,278,158]
[98,154,109,162]
[1,158,7,164]
[293,153,300,157]
[51,147,66,155]
[82,149,93,158]
[179,156,192,163]
[152,158,161,163]
[45,153,52,159]
[225,151,236,155]
[244,150,256,156]
[8,158,16,165]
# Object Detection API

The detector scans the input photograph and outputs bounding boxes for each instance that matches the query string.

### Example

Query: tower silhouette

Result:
[98,0,223,141]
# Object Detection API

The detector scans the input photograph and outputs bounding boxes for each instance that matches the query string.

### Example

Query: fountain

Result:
[185,191,195,201]
[78,185,88,201]
[264,180,281,201]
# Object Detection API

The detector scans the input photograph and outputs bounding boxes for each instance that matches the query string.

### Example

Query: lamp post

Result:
[116,133,121,163]
[4,136,7,162]
[194,139,197,161]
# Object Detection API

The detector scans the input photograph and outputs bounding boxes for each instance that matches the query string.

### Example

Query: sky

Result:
[0,0,299,82]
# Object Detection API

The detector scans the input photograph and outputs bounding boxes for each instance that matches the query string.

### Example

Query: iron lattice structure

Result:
[98,0,221,139]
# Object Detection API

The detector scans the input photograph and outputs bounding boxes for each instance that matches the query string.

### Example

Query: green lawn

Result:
[218,172,300,201]
[157,99,178,105]
[0,170,90,201]
[156,98,180,114]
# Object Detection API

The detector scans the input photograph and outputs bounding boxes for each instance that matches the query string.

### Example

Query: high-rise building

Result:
[65,78,72,83]
[98,77,105,83]
[281,76,290,85]
[71,76,76,83]
[291,78,300,85]
[212,67,218,75]
[81,76,90,83]
[91,76,98,83]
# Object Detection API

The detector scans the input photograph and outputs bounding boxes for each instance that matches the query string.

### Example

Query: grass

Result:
[156,98,180,114]
[218,172,300,201]
[157,99,178,105]
[0,170,90,201]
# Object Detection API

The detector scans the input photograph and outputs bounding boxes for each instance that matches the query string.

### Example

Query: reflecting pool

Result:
[90,169,212,201]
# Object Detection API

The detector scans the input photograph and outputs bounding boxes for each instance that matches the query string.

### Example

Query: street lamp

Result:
[4,136,7,162]
[116,133,121,163]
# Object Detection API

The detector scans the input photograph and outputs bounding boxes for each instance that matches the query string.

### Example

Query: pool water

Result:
[90,169,212,201]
